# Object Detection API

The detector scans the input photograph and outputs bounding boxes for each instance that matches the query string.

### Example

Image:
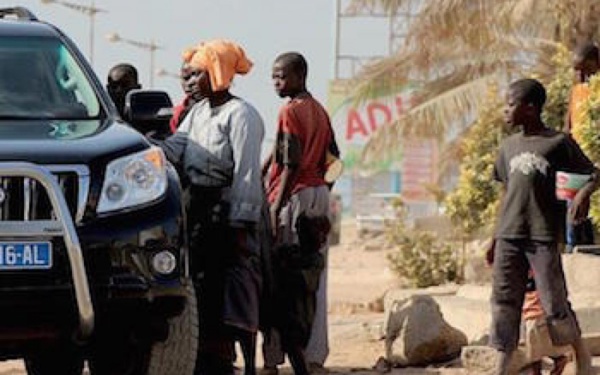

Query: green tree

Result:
[444,86,503,237]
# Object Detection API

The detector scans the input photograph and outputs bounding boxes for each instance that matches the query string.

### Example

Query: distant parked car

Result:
[356,193,400,237]
[329,193,342,245]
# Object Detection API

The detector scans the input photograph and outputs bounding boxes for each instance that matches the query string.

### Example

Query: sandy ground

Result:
[0,219,598,374]
[259,219,600,375]
[248,219,467,375]
[307,220,465,375]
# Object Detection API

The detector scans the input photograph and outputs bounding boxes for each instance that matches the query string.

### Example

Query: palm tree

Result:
[349,0,600,164]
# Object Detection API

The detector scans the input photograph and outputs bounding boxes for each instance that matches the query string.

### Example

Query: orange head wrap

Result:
[182,47,196,64]
[185,40,252,91]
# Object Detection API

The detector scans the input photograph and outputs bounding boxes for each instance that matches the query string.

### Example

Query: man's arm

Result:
[271,165,295,213]
[269,165,297,237]
[570,167,600,223]
[262,153,273,180]
[269,130,301,234]
[486,187,505,266]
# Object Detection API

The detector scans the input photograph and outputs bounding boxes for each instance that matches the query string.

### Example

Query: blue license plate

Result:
[0,242,52,270]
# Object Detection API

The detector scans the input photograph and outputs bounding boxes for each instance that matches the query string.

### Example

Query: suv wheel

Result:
[90,282,198,375]
[147,282,198,375]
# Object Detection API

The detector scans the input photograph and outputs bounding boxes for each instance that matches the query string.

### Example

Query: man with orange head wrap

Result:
[154,40,264,375]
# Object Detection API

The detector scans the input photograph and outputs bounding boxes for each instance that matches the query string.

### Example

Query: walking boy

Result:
[263,52,339,374]
[489,78,598,375]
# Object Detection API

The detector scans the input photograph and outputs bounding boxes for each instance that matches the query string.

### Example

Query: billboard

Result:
[327,82,438,203]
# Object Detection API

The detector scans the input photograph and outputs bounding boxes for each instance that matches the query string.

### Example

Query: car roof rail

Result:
[0,7,38,21]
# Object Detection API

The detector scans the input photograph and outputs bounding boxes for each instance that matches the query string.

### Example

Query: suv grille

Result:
[0,165,89,223]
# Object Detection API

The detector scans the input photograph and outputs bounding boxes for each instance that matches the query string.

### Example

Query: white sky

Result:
[10,0,390,143]
[5,0,407,213]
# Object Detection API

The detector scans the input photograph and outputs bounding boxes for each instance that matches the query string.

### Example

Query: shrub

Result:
[385,200,459,288]
[444,85,504,238]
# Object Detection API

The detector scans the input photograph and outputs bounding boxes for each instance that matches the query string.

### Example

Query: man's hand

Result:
[569,193,591,225]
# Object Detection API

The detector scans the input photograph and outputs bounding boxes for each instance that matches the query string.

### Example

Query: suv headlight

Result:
[97,147,167,214]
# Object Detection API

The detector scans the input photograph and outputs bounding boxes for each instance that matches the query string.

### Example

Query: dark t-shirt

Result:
[494,129,594,241]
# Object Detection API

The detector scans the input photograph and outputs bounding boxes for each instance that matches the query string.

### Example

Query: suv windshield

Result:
[0,36,100,120]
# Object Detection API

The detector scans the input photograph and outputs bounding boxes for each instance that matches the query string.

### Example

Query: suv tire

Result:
[89,283,198,375]
[147,283,198,375]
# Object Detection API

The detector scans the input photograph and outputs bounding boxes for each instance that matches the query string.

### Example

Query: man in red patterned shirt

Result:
[262,51,339,375]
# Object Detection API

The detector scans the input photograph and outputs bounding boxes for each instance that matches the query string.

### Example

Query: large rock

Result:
[382,284,460,315]
[384,295,468,366]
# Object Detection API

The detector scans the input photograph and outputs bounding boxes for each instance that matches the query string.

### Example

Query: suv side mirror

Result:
[124,90,173,139]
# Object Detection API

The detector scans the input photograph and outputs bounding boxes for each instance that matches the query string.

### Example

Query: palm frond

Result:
[351,33,561,103]
[349,0,600,165]
[344,0,418,16]
[360,74,498,165]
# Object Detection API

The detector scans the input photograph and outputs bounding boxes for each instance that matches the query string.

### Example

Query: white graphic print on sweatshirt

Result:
[509,152,550,176]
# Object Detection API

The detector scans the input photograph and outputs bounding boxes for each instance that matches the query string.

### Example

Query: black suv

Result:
[0,8,196,375]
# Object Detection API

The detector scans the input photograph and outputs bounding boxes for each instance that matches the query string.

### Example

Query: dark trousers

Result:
[187,187,235,375]
[489,239,581,352]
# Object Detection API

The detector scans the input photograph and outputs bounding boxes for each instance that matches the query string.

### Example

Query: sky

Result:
[11,0,391,145]
[5,1,413,212]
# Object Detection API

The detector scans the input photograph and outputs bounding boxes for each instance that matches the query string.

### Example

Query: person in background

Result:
[106,63,141,118]
[169,54,200,133]
[562,41,600,253]
[565,41,600,143]
[262,51,339,375]
[156,39,264,375]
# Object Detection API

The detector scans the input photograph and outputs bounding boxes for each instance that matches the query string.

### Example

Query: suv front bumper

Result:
[0,163,188,344]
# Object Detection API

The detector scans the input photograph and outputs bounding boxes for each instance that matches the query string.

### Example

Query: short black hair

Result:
[574,41,599,63]
[109,63,139,82]
[509,78,547,109]
[275,52,308,79]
